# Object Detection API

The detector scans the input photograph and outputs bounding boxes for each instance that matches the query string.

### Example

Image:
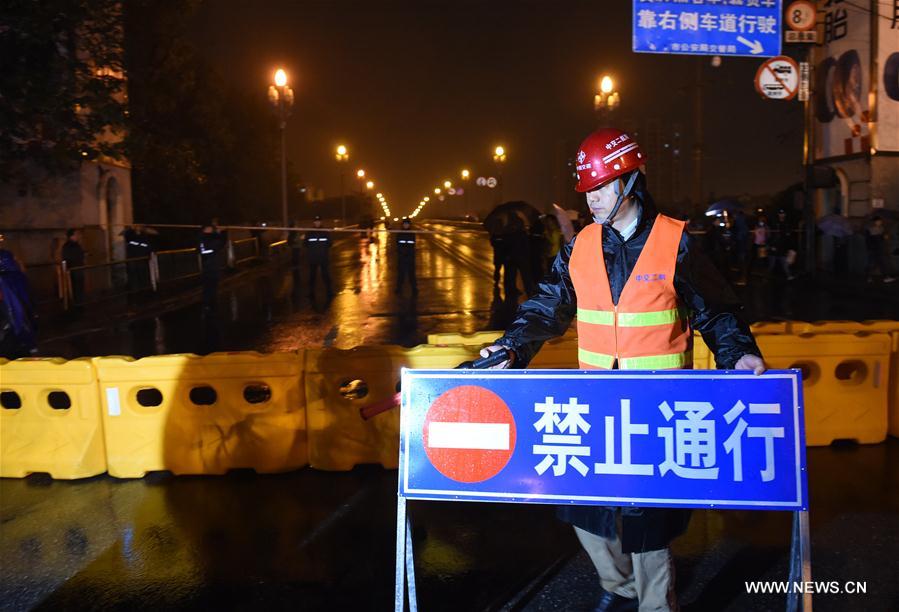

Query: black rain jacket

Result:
[495,183,761,553]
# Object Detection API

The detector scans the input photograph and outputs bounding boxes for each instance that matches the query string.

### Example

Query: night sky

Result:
[194,0,804,217]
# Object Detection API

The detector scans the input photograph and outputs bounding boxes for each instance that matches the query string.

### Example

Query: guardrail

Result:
[154,247,201,286]
[231,237,259,265]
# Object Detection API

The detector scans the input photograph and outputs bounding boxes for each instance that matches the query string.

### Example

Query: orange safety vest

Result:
[569,214,692,370]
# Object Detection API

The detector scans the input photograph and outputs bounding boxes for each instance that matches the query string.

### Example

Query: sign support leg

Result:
[787,510,813,612]
[405,513,419,612]
[395,496,407,612]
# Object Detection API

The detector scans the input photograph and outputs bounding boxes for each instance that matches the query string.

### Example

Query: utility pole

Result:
[692,59,704,216]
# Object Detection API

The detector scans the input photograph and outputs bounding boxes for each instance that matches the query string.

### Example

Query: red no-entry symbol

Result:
[422,385,517,483]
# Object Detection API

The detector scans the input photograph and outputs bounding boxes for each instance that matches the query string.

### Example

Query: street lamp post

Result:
[594,74,620,127]
[335,144,349,226]
[268,69,294,226]
[461,168,470,211]
[492,146,506,204]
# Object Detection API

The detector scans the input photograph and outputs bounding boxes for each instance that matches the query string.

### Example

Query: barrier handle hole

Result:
[189,386,218,405]
[244,384,272,404]
[788,362,820,383]
[339,379,369,400]
[1,391,22,409]
[47,391,71,410]
[136,388,164,407]
[835,360,867,385]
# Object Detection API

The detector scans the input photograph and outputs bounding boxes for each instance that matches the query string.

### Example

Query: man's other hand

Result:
[480,344,514,369]
[734,353,767,375]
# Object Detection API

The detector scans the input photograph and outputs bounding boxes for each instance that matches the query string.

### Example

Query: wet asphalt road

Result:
[4,223,899,610]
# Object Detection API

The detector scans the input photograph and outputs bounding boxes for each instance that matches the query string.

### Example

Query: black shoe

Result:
[593,588,638,612]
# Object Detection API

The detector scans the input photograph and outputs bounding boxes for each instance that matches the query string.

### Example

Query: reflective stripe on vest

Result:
[577,306,683,328]
[578,348,691,370]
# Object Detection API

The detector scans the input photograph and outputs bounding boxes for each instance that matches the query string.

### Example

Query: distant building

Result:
[811,1,899,271]
[0,3,132,302]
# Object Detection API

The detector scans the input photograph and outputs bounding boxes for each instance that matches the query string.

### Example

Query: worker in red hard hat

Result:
[479,128,766,611]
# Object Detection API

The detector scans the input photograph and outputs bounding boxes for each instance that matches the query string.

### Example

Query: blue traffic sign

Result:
[632,0,782,58]
[398,369,807,511]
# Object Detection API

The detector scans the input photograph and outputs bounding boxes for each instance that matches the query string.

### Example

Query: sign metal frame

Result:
[394,369,812,611]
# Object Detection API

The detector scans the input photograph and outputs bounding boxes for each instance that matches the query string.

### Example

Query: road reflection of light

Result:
[460,271,475,310]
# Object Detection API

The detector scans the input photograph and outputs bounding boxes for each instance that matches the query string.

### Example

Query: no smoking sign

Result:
[755,56,800,101]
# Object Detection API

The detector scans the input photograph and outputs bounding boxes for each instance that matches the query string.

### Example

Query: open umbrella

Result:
[552,203,576,243]
[705,199,743,217]
[817,214,854,238]
[483,201,542,235]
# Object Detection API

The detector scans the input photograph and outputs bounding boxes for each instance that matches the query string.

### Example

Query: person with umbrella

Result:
[477,128,765,611]
[865,215,896,283]
[769,209,797,280]
[483,202,539,300]
[817,209,853,277]
[0,233,38,358]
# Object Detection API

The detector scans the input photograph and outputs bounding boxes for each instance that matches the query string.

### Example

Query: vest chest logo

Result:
[635,273,666,282]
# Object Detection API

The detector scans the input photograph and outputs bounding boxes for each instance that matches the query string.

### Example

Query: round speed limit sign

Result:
[786,0,816,31]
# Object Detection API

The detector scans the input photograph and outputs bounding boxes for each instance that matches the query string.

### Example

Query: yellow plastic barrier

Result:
[788,319,898,335]
[756,333,892,446]
[528,335,580,368]
[788,321,899,438]
[94,352,306,478]
[0,358,107,479]
[750,321,791,335]
[427,331,503,346]
[305,344,480,471]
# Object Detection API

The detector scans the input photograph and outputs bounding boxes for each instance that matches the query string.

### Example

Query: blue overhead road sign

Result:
[398,369,807,511]
[633,0,782,58]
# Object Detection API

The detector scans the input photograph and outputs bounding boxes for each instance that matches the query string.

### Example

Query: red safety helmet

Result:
[574,128,645,193]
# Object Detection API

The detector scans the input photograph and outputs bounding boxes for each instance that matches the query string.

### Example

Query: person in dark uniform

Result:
[61,228,86,306]
[304,215,333,299]
[395,217,418,295]
[500,219,535,302]
[122,224,157,297]
[489,233,506,288]
[528,215,547,284]
[287,219,303,269]
[198,221,227,314]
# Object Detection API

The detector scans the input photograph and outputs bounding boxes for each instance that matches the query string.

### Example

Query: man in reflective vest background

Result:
[480,128,766,611]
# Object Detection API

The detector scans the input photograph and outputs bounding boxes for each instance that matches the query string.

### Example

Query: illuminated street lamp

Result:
[268,68,295,226]
[594,74,620,124]
[335,144,349,225]
[460,168,471,208]
[443,180,452,189]
[366,180,374,190]
[356,169,366,179]
[493,145,507,203]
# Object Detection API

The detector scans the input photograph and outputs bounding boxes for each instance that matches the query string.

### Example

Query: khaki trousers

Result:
[574,526,677,611]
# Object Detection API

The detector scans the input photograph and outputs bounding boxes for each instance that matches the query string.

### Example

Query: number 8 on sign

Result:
[786,0,816,32]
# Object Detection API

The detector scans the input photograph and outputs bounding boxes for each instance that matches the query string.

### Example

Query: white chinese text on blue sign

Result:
[632,0,783,58]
